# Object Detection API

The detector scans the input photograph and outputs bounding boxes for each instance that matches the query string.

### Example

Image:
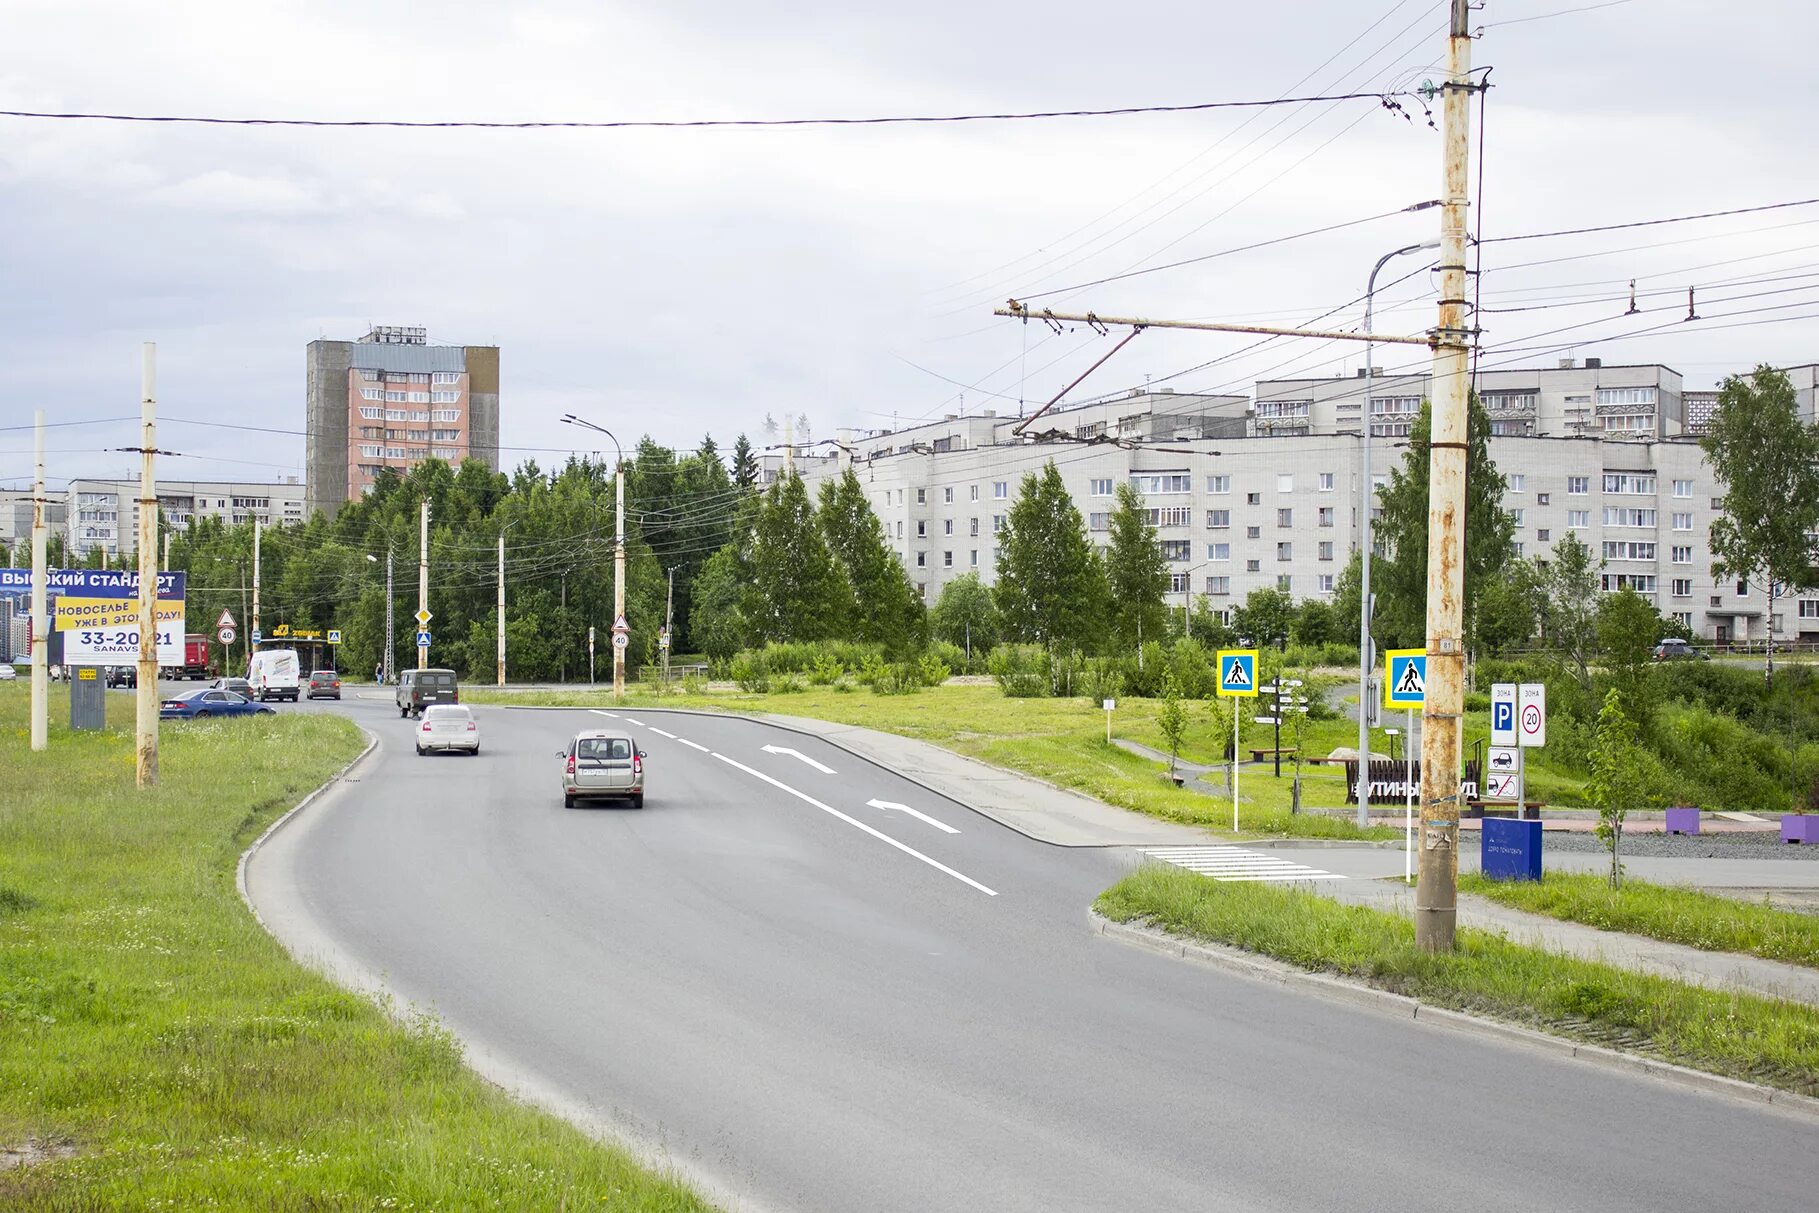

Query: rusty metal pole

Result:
[1415,0,1476,952]
[135,342,160,788]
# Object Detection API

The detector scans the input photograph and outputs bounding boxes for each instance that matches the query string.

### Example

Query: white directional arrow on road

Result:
[865,798,960,834]
[760,744,835,774]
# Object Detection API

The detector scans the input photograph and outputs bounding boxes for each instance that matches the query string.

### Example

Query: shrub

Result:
[926,640,968,678]
[1124,642,1169,698]
[1077,657,1126,704]
[917,651,952,687]
[806,652,844,685]
[772,672,807,694]
[730,649,771,693]
[870,662,925,695]
[1050,648,1087,697]
[988,644,1051,698]
[681,672,709,696]
[1168,638,1215,699]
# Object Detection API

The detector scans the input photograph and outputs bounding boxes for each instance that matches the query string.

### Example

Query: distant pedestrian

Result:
[374,662,384,685]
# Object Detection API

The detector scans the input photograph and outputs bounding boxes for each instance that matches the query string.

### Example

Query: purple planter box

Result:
[1783,815,1819,845]
[1665,807,1700,836]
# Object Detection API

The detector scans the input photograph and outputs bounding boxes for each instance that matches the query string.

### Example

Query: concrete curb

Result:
[235,726,379,927]
[1088,908,1819,1121]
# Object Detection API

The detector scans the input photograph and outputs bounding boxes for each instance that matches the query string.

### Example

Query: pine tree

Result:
[995,462,1109,651]
[817,469,924,651]
[1103,481,1168,652]
[747,471,852,642]
[731,434,759,491]
[1373,394,1515,649]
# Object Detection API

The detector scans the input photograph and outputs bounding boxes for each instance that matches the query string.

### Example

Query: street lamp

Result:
[1356,238,1440,828]
[560,414,627,699]
[366,549,394,684]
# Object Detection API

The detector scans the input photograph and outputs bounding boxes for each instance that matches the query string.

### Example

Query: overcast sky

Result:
[3,0,1816,490]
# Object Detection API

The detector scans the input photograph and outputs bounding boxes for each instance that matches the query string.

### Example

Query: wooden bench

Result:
[1464,800,1544,820]
[1249,748,1299,763]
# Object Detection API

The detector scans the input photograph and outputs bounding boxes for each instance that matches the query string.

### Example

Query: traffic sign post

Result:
[216,608,237,630]
[326,629,342,645]
[1490,683,1517,747]
[415,630,431,650]
[1383,649,1428,881]
[217,625,236,647]
[249,628,262,645]
[612,632,629,651]
[414,608,432,627]
[1216,650,1259,833]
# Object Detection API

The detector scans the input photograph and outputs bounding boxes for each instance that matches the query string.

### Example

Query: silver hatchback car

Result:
[561,730,645,808]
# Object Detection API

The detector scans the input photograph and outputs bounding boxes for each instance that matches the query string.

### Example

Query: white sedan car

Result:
[415,704,480,756]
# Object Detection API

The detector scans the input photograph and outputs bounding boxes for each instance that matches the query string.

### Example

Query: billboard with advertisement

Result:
[0,569,186,666]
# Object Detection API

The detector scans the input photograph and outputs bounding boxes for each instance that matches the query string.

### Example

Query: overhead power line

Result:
[0,92,1413,132]
[1484,197,1819,244]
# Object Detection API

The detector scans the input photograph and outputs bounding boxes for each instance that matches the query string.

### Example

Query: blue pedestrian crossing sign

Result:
[1216,649,1259,698]
[326,630,342,644]
[416,630,432,649]
[1384,648,1427,709]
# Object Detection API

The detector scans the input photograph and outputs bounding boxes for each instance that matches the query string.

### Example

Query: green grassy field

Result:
[1098,865,1819,1097]
[1461,872,1819,969]
[468,682,1401,841]
[0,686,712,1210]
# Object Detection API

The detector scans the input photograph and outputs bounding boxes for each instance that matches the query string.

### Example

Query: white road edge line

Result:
[711,752,997,897]
[865,798,960,835]
[677,737,711,753]
[648,727,677,739]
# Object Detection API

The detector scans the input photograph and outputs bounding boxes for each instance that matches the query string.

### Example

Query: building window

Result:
[993,481,1008,499]
[1800,600,1819,619]
[1672,579,1693,598]
[1246,492,1261,506]
[1567,476,1589,495]
[1277,474,1294,493]
[431,429,462,442]
[969,485,979,502]
[932,437,954,453]
[1602,413,1655,434]
[1603,541,1657,561]
[432,372,460,384]
[1509,475,1526,492]
[1209,543,1230,561]
[360,369,381,382]
[943,487,955,504]
[1089,512,1109,532]
[1277,575,1292,592]
[1490,420,1534,437]
[1737,579,1750,596]
[1602,473,1656,494]
[1161,540,1192,562]
[1318,541,1334,561]
[1537,492,1550,506]
[1255,400,1311,421]
[916,552,926,567]
[1317,506,1334,527]
[1510,508,1525,527]
[1273,508,1291,528]
[1598,386,1658,406]
[1317,574,1335,593]
[993,515,1006,533]
[1245,559,1261,573]
[1090,478,1113,496]
[1672,512,1694,531]
[361,387,384,401]
[1601,574,1657,593]
[1537,529,1550,542]
[969,518,980,537]
[916,521,926,537]
[970,550,978,567]
[1207,475,1231,494]
[1168,573,1189,594]
[430,391,459,404]
[1673,479,1693,497]
[943,519,954,536]
[1207,576,1230,596]
[1602,507,1657,528]
[1671,545,1692,563]
[1130,473,1192,494]
[1146,506,1193,528]
[896,521,904,539]
[1318,472,1334,492]
[1673,611,1694,628]
[1246,526,1261,540]
[359,406,384,420]
[944,551,953,567]
[1567,510,1590,529]
[1276,542,1292,562]
[431,409,461,423]
[1207,509,1231,529]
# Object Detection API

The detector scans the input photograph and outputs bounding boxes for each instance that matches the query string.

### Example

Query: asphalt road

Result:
[249,692,1819,1213]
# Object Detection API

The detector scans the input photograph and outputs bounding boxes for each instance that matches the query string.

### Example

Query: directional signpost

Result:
[1216,650,1258,832]
[1383,649,1427,880]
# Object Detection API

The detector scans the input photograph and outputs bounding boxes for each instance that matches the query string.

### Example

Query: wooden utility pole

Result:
[612,458,626,699]
[418,499,430,670]
[135,342,159,788]
[1414,0,1478,952]
[29,409,47,752]
[251,517,261,653]
[496,529,506,687]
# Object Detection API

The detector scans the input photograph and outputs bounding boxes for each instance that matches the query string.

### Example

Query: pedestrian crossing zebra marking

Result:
[1142,846,1344,883]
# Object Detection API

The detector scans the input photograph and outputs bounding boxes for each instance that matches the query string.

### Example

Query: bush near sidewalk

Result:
[1460,871,1819,969]
[0,687,711,1211]
[1097,865,1819,1097]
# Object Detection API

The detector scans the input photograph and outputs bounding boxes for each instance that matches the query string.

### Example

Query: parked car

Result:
[0,664,16,681]
[396,668,459,718]
[306,670,343,700]
[560,730,645,808]
[248,648,302,702]
[106,665,136,688]
[207,676,254,698]
[1653,638,1710,662]
[160,688,275,719]
[416,704,480,756]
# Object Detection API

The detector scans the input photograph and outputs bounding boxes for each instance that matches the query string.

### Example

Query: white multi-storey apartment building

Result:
[66,477,307,560]
[797,361,1819,644]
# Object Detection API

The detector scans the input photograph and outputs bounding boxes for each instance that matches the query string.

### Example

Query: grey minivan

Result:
[397,668,460,717]
[561,730,645,808]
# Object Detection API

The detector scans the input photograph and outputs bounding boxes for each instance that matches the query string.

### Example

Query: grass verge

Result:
[1460,871,1819,969]
[0,685,711,1210]
[468,684,1399,841]
[1097,865,1819,1097]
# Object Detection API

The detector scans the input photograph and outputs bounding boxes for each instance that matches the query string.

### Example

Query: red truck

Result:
[176,633,209,680]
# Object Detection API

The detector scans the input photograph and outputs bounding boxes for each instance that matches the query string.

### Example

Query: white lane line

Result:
[623,718,647,727]
[866,798,961,835]
[677,737,711,753]
[760,744,835,775]
[589,710,620,719]
[712,752,996,897]
[648,727,677,739]
[1144,846,1344,884]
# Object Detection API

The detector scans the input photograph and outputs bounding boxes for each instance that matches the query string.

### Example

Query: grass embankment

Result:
[1098,865,1819,1096]
[1461,872,1819,969]
[0,686,711,1210]
[469,683,1398,841]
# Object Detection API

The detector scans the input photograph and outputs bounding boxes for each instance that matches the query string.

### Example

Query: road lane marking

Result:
[623,718,647,727]
[648,727,677,739]
[866,798,960,835]
[760,744,835,774]
[589,710,620,719]
[677,737,711,753]
[1143,846,1343,883]
[712,752,996,896]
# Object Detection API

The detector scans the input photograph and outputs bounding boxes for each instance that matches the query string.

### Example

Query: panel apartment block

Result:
[66,477,306,560]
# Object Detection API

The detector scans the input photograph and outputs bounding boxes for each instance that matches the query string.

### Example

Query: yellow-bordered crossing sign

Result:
[1216,649,1259,698]
[1384,648,1427,710]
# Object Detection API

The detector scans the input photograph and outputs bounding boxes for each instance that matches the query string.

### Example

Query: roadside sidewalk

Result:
[1321,877,1819,1008]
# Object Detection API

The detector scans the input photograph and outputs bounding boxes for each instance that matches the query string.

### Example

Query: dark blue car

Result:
[160,688,275,719]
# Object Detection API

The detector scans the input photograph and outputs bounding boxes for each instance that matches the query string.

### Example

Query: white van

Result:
[247,649,301,702]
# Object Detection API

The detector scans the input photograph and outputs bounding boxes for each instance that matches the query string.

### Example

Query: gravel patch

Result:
[1542,830,1819,861]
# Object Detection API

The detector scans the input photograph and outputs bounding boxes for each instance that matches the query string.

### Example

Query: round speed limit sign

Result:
[612,632,629,650]
[218,626,237,646]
